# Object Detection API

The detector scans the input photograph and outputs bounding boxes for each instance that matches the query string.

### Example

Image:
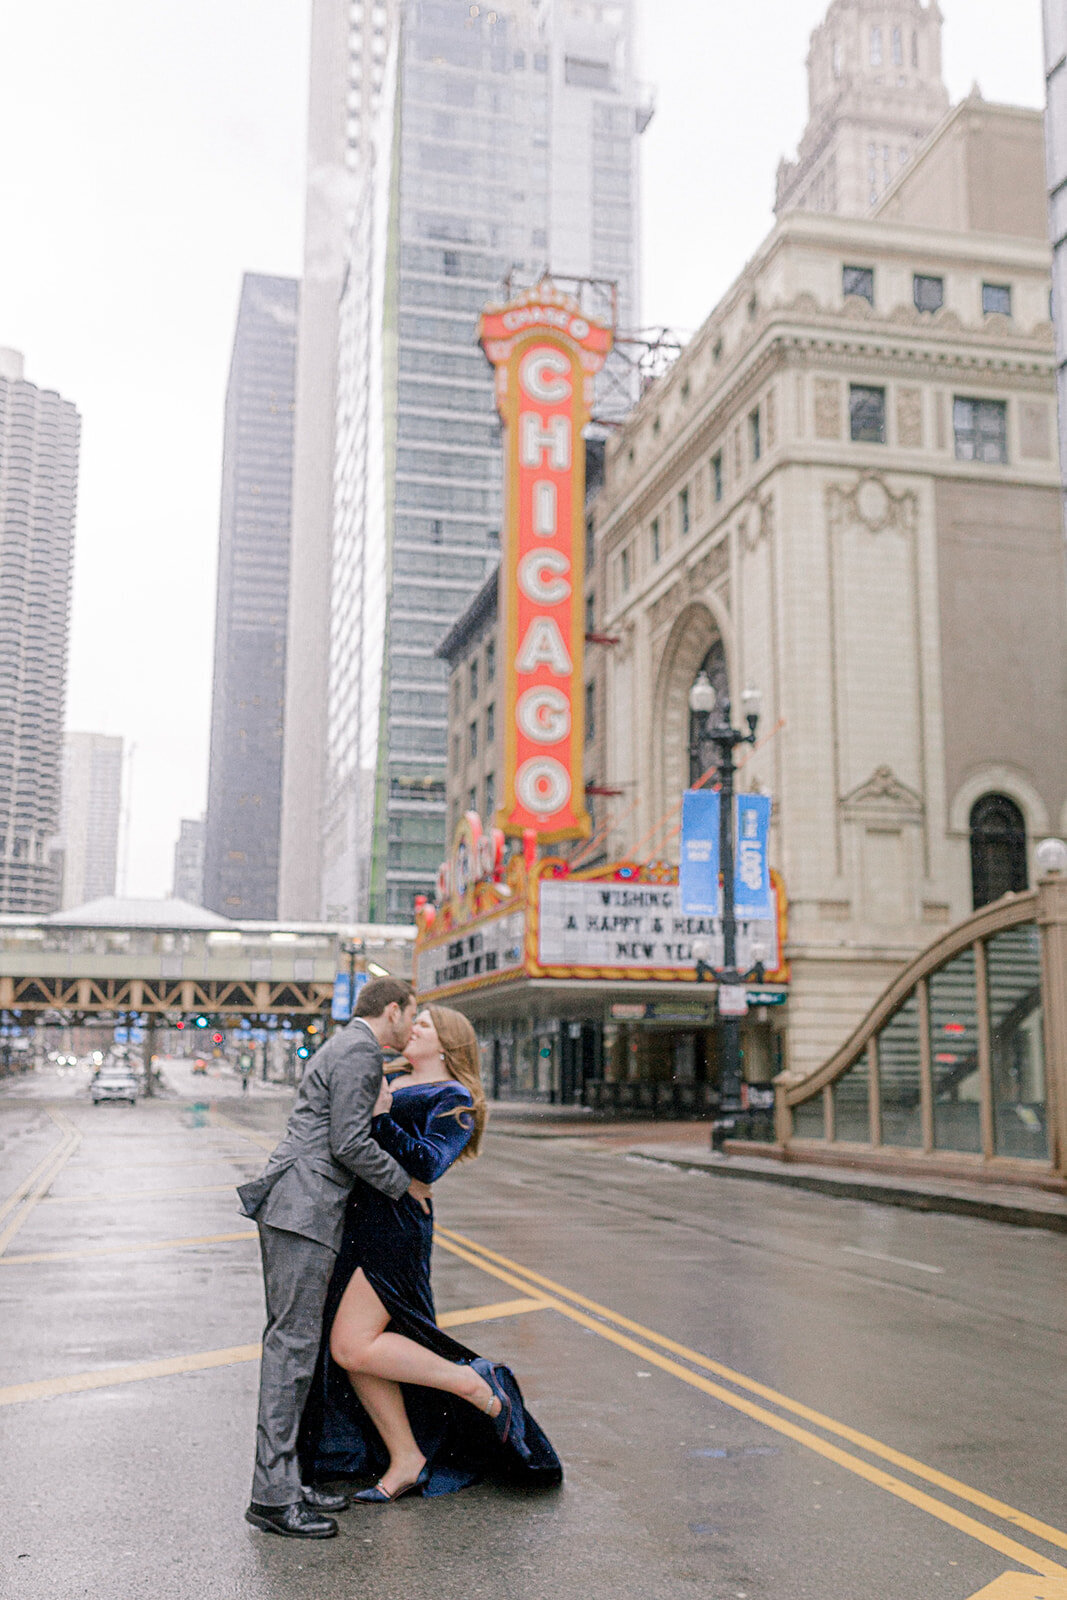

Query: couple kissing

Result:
[237,976,561,1538]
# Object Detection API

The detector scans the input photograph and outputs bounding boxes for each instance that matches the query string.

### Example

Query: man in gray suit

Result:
[238,976,427,1539]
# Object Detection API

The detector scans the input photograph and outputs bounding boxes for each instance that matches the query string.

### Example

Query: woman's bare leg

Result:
[348,1370,425,1494]
[330,1270,500,1416]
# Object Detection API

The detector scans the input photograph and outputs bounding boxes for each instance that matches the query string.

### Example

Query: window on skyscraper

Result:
[469,658,478,700]
[892,26,903,65]
[843,265,874,305]
[953,398,1008,464]
[486,638,496,683]
[870,27,882,65]
[982,283,1012,317]
[849,385,886,444]
[913,274,944,314]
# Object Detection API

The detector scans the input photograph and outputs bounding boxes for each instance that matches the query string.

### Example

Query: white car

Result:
[90,1071,139,1106]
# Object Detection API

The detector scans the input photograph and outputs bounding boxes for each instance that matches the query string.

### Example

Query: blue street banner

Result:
[680,788,721,916]
[331,970,369,1022]
[331,974,352,1022]
[734,793,773,920]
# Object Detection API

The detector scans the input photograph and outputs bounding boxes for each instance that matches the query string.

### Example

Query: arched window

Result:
[688,639,729,785]
[970,794,1028,909]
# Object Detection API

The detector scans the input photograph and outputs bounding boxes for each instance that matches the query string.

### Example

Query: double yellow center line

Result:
[434,1226,1067,1582]
[0,1110,80,1257]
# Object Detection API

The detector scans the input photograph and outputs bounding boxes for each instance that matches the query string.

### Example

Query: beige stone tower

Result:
[776,0,949,218]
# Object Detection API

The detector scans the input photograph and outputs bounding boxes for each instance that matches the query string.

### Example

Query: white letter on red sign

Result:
[516,758,572,814]
[520,413,571,470]
[518,548,571,605]
[517,685,571,743]
[520,349,571,403]
[533,481,557,537]
[516,615,573,675]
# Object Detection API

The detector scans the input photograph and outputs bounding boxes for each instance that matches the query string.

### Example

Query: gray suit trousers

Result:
[251,1221,337,1506]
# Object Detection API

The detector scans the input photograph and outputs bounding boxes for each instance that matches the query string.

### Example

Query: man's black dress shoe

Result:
[302,1485,350,1512]
[245,1501,338,1539]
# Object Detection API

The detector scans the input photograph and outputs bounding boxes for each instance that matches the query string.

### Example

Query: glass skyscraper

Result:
[291,0,645,923]
[203,274,299,920]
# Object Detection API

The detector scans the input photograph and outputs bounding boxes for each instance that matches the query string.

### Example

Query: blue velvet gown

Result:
[298,1080,563,1496]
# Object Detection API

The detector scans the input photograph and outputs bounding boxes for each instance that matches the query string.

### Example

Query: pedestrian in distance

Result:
[297,1004,562,1503]
[237,976,431,1540]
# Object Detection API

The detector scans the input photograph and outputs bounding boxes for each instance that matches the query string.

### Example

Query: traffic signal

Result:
[211,1032,224,1046]
[296,1044,310,1060]
[176,1020,185,1031]
[195,1016,209,1029]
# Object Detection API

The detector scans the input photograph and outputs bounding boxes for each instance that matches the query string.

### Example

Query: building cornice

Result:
[595,312,1054,548]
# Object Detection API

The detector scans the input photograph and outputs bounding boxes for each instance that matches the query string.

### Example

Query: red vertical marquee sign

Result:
[479,284,613,841]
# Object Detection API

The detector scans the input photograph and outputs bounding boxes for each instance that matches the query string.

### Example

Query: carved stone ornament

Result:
[840,765,924,823]
[828,473,914,536]
[648,580,686,637]
[686,537,730,593]
[740,494,773,552]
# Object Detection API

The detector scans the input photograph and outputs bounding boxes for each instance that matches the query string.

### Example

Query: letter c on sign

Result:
[518,548,571,605]
[516,758,571,815]
[519,348,571,404]
[517,686,571,744]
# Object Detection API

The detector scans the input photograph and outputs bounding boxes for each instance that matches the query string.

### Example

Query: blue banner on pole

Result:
[680,789,721,916]
[734,793,773,920]
[331,975,352,1022]
[332,970,369,1022]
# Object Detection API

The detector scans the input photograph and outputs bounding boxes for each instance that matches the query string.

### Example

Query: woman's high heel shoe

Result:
[470,1357,512,1447]
[353,1465,428,1504]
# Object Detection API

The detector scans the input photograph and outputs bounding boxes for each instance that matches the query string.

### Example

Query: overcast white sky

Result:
[0,0,1045,898]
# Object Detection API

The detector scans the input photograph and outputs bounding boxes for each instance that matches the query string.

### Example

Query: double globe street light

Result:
[687,670,765,1152]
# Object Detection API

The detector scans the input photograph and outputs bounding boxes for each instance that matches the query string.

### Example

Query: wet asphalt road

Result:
[1,1062,1066,1600]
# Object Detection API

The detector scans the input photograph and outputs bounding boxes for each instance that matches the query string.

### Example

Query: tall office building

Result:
[775,0,949,218]
[203,274,299,920]
[0,349,80,914]
[171,816,206,906]
[58,732,124,909]
[280,0,647,924]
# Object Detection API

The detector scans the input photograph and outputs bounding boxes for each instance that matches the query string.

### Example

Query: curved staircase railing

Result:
[773,881,1067,1181]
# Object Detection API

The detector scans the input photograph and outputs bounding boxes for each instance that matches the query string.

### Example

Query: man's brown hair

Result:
[354,976,415,1019]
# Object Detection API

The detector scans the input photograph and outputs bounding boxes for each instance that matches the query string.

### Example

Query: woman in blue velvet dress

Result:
[298,1005,562,1502]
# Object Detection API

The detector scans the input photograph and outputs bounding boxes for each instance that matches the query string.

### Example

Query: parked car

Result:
[90,1070,139,1106]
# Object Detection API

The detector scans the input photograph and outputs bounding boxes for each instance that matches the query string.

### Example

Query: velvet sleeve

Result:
[371,1087,474,1183]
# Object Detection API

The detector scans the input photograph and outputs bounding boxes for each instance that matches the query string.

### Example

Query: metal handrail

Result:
[775,890,1038,1113]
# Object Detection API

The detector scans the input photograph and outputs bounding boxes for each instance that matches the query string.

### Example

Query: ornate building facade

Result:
[590,98,1065,1078]
[776,0,949,218]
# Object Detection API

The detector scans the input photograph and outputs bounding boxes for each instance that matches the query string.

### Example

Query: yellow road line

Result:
[967,1576,1067,1599]
[438,1296,548,1328]
[0,1344,262,1406]
[0,1111,78,1226]
[434,1230,1067,1581]
[208,1110,275,1153]
[68,1156,256,1172]
[0,1229,258,1266]
[0,1113,81,1257]
[437,1225,1067,1560]
[39,1183,238,1205]
[0,1299,552,1407]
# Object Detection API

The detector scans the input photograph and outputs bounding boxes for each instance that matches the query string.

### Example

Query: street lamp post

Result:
[340,937,365,1022]
[688,671,763,1152]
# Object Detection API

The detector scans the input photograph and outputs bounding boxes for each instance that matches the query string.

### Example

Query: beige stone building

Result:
[588,96,1065,1080]
[775,0,949,218]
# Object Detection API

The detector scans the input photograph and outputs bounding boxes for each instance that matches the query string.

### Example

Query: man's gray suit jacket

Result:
[236,1020,408,1251]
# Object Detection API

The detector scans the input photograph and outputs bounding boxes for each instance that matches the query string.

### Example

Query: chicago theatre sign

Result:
[479,284,613,842]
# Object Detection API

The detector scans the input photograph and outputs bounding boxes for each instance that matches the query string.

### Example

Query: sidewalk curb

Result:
[625,1149,1067,1234]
